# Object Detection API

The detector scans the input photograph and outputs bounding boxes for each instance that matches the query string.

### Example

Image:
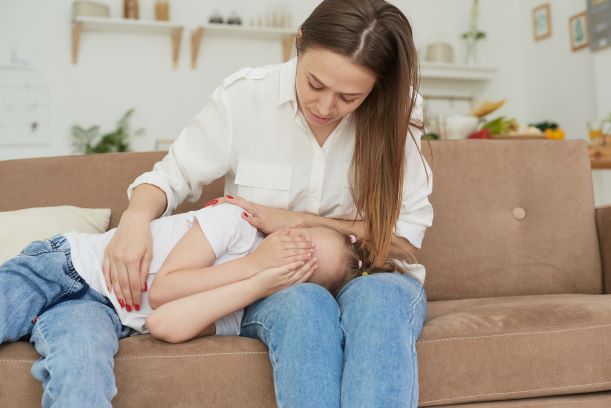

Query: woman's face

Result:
[295,47,376,133]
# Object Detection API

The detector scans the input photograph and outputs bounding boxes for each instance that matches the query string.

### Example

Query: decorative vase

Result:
[465,36,478,65]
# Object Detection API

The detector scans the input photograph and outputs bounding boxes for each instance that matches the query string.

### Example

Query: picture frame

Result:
[587,0,611,51]
[533,3,552,41]
[569,12,590,51]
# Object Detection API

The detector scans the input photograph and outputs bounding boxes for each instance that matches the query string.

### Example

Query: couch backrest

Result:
[0,140,602,300]
[419,140,602,300]
[0,152,223,229]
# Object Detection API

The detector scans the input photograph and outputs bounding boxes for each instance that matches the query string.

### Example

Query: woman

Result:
[107,0,433,406]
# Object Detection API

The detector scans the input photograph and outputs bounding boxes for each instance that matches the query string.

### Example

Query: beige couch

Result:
[1,140,610,407]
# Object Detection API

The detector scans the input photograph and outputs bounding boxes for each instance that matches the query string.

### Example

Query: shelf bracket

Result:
[171,27,184,69]
[72,21,83,64]
[191,27,204,69]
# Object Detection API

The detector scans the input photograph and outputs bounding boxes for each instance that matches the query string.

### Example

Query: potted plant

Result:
[71,109,144,154]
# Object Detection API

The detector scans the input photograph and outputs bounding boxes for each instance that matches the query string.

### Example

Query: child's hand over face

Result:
[253,258,318,297]
[250,228,315,273]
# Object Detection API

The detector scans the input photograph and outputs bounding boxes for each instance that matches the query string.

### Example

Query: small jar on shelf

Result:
[123,0,139,19]
[155,0,170,21]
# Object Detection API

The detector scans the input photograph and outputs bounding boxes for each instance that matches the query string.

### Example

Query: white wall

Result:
[521,0,611,205]
[0,0,609,203]
[0,0,525,160]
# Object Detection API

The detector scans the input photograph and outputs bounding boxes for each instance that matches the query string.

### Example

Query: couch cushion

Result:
[418,294,611,406]
[0,336,276,408]
[419,140,602,300]
[433,391,611,407]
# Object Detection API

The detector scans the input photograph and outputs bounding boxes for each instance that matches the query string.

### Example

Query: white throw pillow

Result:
[0,205,111,264]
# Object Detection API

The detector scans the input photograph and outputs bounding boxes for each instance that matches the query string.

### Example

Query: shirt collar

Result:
[277,57,298,115]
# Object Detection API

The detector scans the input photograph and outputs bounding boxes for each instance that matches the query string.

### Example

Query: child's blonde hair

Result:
[321,226,418,296]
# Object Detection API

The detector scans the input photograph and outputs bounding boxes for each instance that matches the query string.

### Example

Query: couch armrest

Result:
[597,205,611,294]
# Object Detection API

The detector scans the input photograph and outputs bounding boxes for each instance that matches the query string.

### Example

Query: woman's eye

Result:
[341,97,356,104]
[308,82,323,90]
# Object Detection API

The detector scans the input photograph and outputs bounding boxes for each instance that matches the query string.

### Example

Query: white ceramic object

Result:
[445,115,479,140]
[426,43,454,64]
[72,1,110,18]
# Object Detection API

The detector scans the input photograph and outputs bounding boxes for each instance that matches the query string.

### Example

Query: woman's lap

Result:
[240,272,428,407]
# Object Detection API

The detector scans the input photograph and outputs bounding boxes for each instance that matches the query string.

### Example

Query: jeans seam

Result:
[241,320,285,407]
[408,333,418,406]
[33,322,56,402]
[241,320,277,364]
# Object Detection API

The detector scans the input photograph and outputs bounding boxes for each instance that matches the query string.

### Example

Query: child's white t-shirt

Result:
[64,204,264,335]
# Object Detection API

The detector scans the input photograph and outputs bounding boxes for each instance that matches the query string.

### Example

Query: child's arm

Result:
[149,220,314,309]
[146,258,317,343]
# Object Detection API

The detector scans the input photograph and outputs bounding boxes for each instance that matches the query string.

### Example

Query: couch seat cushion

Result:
[418,294,611,406]
[0,335,276,408]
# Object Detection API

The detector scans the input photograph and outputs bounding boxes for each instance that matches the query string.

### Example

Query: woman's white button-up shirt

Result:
[128,57,433,280]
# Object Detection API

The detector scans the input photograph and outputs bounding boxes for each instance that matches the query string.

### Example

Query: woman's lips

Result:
[308,109,331,125]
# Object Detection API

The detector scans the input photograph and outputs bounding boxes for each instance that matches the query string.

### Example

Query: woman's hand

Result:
[210,195,303,234]
[103,209,153,311]
[249,228,315,273]
[252,258,318,298]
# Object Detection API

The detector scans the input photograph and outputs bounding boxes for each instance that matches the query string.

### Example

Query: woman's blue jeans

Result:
[241,272,428,408]
[0,236,131,408]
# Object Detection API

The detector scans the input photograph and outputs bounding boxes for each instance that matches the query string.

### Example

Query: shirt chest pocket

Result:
[234,159,292,209]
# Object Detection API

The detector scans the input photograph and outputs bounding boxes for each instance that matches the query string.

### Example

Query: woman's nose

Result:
[317,93,335,116]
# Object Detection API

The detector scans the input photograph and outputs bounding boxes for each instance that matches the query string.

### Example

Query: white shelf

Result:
[420,62,497,81]
[71,16,185,67]
[190,24,296,69]
[419,62,498,102]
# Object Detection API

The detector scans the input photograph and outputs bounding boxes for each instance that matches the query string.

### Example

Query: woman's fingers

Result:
[117,262,134,311]
[241,210,260,228]
[109,258,125,309]
[128,260,142,311]
[102,256,111,292]
[140,250,152,292]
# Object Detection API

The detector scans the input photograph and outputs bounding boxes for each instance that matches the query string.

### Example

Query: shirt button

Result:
[512,207,526,220]
[312,192,320,199]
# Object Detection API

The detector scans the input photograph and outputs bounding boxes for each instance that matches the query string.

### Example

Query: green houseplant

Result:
[71,109,144,154]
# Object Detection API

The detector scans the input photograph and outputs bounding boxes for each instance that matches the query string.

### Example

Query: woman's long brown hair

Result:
[298,0,425,267]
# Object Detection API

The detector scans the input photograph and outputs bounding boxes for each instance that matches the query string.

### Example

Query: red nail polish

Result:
[135,304,140,312]
[226,195,234,199]
[143,282,148,291]
[126,304,132,312]
[242,211,249,218]
[118,299,125,308]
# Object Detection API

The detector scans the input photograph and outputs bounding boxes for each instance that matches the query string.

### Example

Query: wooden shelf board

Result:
[73,16,184,34]
[199,23,295,39]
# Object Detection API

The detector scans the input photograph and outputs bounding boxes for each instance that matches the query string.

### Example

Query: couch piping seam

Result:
[0,350,269,364]
[421,379,611,404]
[0,359,36,363]
[115,351,268,361]
[418,322,611,344]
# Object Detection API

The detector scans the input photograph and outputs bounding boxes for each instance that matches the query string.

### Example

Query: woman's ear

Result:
[296,29,303,56]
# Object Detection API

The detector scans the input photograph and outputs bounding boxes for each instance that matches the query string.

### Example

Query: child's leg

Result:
[0,238,87,343]
[29,295,129,408]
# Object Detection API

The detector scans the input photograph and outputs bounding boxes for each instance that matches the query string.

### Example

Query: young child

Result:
[1,203,372,405]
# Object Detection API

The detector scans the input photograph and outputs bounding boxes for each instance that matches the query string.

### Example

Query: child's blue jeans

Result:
[241,272,428,408]
[0,235,131,408]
